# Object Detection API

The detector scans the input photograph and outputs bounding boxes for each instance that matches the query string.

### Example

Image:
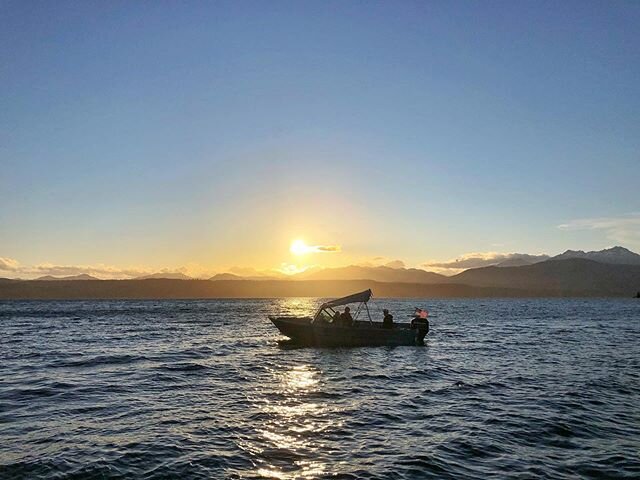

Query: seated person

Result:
[382,309,393,329]
[340,306,354,327]
[332,310,341,325]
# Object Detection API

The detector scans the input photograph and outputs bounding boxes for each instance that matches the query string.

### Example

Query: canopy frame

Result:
[312,289,374,325]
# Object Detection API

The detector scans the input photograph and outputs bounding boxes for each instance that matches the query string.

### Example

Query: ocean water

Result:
[1,298,639,479]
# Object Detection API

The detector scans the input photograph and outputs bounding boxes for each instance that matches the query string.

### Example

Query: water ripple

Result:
[0,298,639,479]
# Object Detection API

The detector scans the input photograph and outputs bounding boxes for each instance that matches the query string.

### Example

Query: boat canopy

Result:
[319,289,372,310]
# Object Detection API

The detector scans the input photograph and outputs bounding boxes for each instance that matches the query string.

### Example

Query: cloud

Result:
[314,245,341,252]
[558,213,640,246]
[290,240,341,256]
[383,260,406,269]
[423,252,549,274]
[357,257,406,269]
[229,266,266,276]
[0,258,218,280]
[29,263,153,279]
[420,265,467,276]
[225,266,287,278]
[276,263,313,276]
[0,257,20,271]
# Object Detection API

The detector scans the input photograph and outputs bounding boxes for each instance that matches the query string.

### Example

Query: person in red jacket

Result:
[411,308,429,345]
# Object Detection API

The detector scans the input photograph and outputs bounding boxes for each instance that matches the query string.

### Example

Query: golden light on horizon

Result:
[290,239,310,256]
[290,239,341,256]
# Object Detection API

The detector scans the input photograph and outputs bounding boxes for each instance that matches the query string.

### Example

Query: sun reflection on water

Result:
[283,365,318,391]
[256,460,326,479]
[245,364,335,479]
[271,297,321,319]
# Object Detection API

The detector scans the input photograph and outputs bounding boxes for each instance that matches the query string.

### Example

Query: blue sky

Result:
[1,1,639,278]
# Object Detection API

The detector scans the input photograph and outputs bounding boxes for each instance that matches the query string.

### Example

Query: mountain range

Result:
[1,247,639,298]
[453,258,640,296]
[550,246,640,265]
[207,247,640,285]
[208,273,283,281]
[128,247,640,283]
[35,274,99,281]
[135,272,193,280]
[294,265,446,283]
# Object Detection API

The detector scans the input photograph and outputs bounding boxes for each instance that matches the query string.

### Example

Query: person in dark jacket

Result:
[340,306,354,327]
[382,309,393,329]
[411,308,429,345]
[332,310,341,325]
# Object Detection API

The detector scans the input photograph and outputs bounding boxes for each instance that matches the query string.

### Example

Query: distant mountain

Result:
[452,258,640,296]
[551,246,640,265]
[136,272,193,280]
[495,258,536,268]
[208,265,446,283]
[210,273,243,281]
[0,278,531,300]
[36,274,99,281]
[296,265,447,284]
[495,255,550,267]
[2,261,639,298]
[209,273,283,281]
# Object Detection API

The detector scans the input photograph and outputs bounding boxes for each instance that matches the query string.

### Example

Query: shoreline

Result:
[0,279,632,300]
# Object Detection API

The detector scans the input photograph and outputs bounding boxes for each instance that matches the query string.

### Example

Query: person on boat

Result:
[332,310,341,325]
[340,306,354,327]
[411,308,429,345]
[315,310,330,324]
[382,309,393,329]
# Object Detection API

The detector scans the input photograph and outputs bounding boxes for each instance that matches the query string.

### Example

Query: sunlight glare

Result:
[290,239,309,256]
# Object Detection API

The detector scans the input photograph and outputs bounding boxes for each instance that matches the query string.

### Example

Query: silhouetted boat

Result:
[269,289,425,347]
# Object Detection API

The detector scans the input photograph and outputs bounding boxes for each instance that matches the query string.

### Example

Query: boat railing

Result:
[312,300,373,325]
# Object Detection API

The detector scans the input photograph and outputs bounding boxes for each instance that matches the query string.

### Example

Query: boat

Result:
[269,289,427,347]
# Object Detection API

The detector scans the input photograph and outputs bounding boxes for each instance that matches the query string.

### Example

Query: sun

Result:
[290,239,309,256]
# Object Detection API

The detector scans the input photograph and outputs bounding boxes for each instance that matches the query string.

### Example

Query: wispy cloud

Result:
[423,252,549,275]
[290,240,341,256]
[357,257,406,269]
[276,263,312,276]
[0,257,20,271]
[29,263,149,279]
[0,258,216,280]
[313,245,341,252]
[383,259,406,269]
[229,266,268,277]
[558,213,640,246]
[226,266,288,278]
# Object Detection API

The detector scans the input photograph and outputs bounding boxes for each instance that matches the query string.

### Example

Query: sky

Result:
[1,1,639,278]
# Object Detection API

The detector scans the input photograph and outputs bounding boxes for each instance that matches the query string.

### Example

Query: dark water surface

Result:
[1,298,639,479]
